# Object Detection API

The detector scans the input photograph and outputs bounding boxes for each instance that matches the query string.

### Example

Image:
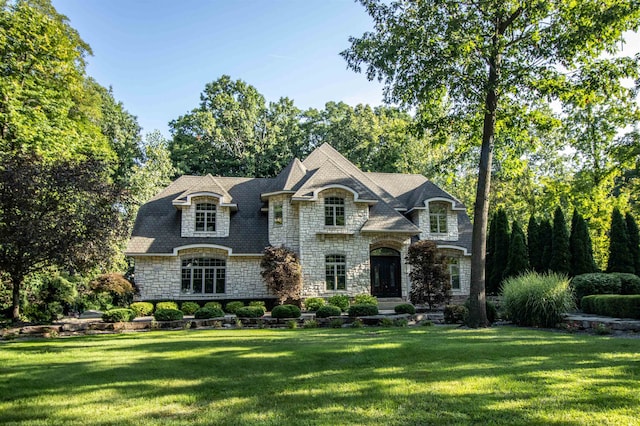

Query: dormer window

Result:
[429,203,448,234]
[325,197,345,226]
[195,203,216,232]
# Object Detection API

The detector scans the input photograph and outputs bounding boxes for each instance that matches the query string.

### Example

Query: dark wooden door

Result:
[370,255,401,297]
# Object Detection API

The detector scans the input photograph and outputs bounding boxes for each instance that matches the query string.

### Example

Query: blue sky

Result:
[52,1,639,139]
[52,0,386,137]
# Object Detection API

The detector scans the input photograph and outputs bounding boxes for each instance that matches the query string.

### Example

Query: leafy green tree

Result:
[607,208,634,273]
[539,219,553,272]
[505,221,529,279]
[527,215,541,272]
[342,0,640,327]
[626,213,640,275]
[569,210,597,276]
[550,207,570,275]
[488,209,509,294]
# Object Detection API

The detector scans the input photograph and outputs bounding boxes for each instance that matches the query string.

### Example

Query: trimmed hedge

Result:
[248,301,267,314]
[394,303,416,315]
[204,301,222,310]
[225,301,244,314]
[129,302,154,317]
[194,307,225,319]
[304,297,325,312]
[102,308,135,323]
[615,273,640,295]
[348,303,379,317]
[180,302,200,315]
[581,295,640,319]
[327,295,350,312]
[444,305,468,324]
[156,301,179,311]
[354,294,378,306]
[315,305,342,318]
[154,308,184,321]
[271,304,301,319]
[571,273,621,304]
[236,306,265,318]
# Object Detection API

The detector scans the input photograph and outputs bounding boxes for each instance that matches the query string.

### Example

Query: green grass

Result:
[1,327,639,425]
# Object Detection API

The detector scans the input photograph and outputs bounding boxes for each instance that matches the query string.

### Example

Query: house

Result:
[126,143,472,304]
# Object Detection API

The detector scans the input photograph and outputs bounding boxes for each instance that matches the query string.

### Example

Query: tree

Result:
[626,213,640,275]
[488,209,509,294]
[0,153,126,320]
[505,221,529,279]
[549,207,570,275]
[527,215,541,272]
[607,208,634,273]
[407,240,451,310]
[569,210,597,276]
[342,0,640,327]
[260,246,302,305]
[539,219,553,272]
[485,212,497,294]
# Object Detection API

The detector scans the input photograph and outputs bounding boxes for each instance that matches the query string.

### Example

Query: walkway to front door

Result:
[370,247,401,298]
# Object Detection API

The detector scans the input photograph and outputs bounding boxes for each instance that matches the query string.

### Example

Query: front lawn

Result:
[1,327,638,425]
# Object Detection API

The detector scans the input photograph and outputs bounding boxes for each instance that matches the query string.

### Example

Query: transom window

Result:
[181,258,226,294]
[195,203,216,232]
[326,254,346,290]
[429,203,448,234]
[449,258,460,290]
[324,197,345,226]
[274,203,283,225]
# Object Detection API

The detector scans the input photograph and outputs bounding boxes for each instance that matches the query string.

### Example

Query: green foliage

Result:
[19,271,78,323]
[248,301,267,314]
[327,295,349,312]
[271,304,301,319]
[489,210,510,293]
[394,304,416,315]
[625,213,640,275]
[315,305,342,318]
[348,304,378,317]
[443,305,468,324]
[194,307,225,319]
[90,274,135,308]
[569,210,597,276]
[407,240,451,309]
[286,320,298,329]
[155,301,178,311]
[614,273,640,295]
[550,208,570,275]
[302,319,318,329]
[102,309,135,323]
[539,220,553,272]
[129,302,154,317]
[571,273,622,304]
[501,272,575,328]
[225,301,244,314]
[581,295,640,319]
[527,215,542,273]
[607,208,634,273]
[463,299,498,325]
[505,221,529,279]
[203,302,222,310]
[351,318,364,328]
[180,302,200,315]
[236,306,265,318]
[393,319,409,327]
[353,294,377,306]
[153,308,183,322]
[303,297,325,312]
[260,246,302,304]
[379,317,394,327]
[329,318,344,328]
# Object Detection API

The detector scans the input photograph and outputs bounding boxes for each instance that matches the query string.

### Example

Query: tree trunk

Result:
[12,275,22,321]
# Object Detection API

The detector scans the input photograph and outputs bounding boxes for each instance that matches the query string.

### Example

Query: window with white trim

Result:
[325,254,346,290]
[324,197,345,226]
[274,203,283,225]
[195,203,216,232]
[449,258,460,290]
[181,258,226,294]
[429,203,448,234]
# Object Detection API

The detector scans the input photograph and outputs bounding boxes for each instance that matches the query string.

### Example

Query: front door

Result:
[370,248,401,297]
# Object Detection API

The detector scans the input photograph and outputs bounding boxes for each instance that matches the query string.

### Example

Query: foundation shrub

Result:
[154,308,183,321]
[327,295,349,312]
[271,304,301,319]
[225,301,244,314]
[329,318,344,328]
[129,302,154,316]
[204,302,222,310]
[194,307,225,319]
[501,272,574,327]
[236,306,265,318]
[156,301,178,311]
[303,319,318,329]
[180,302,200,315]
[614,273,640,295]
[380,317,394,327]
[102,308,135,323]
[248,301,267,314]
[303,297,325,312]
[315,305,342,318]
[354,294,378,306]
[348,303,378,317]
[351,318,364,328]
[444,305,468,324]
[581,294,640,319]
[571,273,621,305]
[287,320,298,329]
[394,303,416,315]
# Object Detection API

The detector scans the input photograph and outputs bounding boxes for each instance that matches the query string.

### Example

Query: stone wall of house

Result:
[439,248,471,297]
[268,194,299,252]
[180,196,230,238]
[417,204,459,241]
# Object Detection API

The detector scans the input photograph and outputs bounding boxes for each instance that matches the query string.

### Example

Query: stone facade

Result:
[180,196,230,238]
[416,202,459,241]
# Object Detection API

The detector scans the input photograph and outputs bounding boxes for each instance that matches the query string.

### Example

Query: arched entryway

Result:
[370,247,401,297]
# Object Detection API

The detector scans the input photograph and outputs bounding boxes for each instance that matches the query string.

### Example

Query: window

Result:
[195,203,216,232]
[429,203,448,234]
[449,258,460,290]
[325,254,346,290]
[274,203,283,225]
[324,197,345,226]
[181,258,226,294]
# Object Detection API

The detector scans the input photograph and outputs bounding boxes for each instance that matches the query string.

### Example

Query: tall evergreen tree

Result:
[485,212,497,294]
[539,219,553,271]
[626,213,640,275]
[488,209,509,293]
[527,215,541,272]
[607,208,634,273]
[569,210,597,276]
[549,207,570,275]
[505,221,529,279]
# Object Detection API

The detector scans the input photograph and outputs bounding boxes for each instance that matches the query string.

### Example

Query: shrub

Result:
[236,306,265,318]
[444,305,468,324]
[614,273,640,295]
[463,299,498,324]
[287,320,298,329]
[394,318,409,327]
[329,318,344,328]
[154,308,183,321]
[194,307,225,319]
[351,318,364,328]
[581,294,640,319]
[315,305,342,318]
[303,319,318,329]
[260,246,302,304]
[348,304,379,317]
[271,304,301,318]
[129,302,154,316]
[501,272,575,328]
[180,301,200,315]
[102,308,135,323]
[327,295,350,312]
[394,303,416,315]
[248,301,267,314]
[204,301,222,310]
[304,297,325,312]
[407,240,451,309]
[422,320,434,327]
[571,273,621,304]
[156,301,178,311]
[354,294,378,306]
[380,317,394,327]
[90,273,135,307]
[225,301,244,314]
